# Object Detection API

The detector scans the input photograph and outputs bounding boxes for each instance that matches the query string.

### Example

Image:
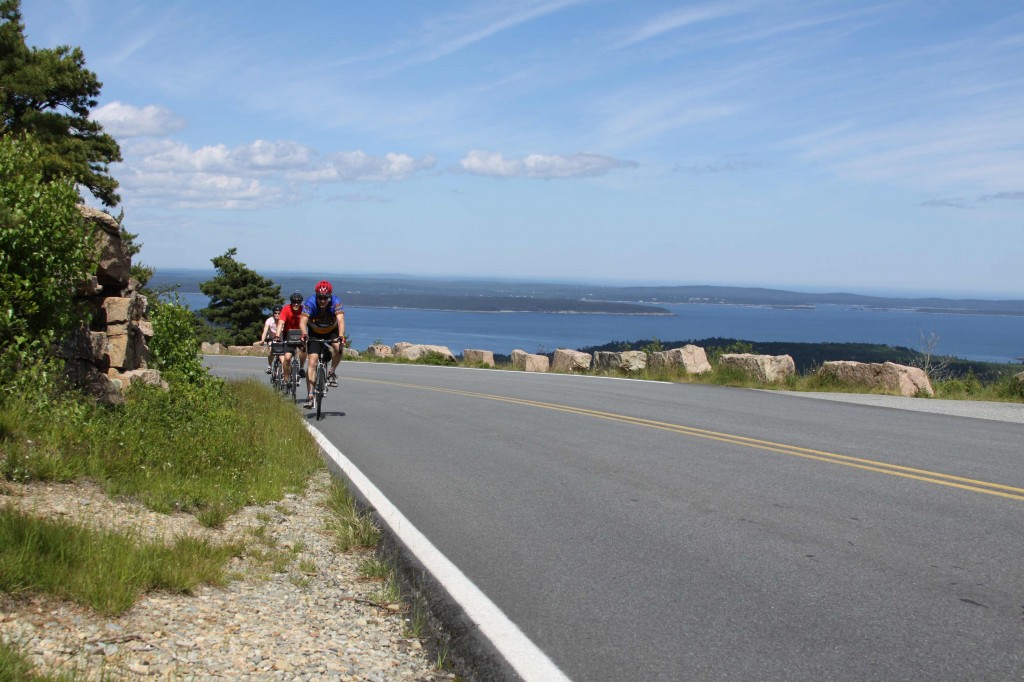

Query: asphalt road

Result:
[208,356,1024,681]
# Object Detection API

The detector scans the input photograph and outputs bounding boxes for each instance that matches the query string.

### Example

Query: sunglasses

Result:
[316,294,330,300]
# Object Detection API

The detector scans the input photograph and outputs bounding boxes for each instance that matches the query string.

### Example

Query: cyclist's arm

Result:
[335,311,345,342]
[260,319,271,343]
[299,313,309,338]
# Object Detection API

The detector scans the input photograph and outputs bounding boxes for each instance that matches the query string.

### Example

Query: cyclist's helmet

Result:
[272,304,282,314]
[314,280,333,296]
[289,291,303,304]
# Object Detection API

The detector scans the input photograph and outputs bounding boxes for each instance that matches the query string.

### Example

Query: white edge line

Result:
[303,421,572,682]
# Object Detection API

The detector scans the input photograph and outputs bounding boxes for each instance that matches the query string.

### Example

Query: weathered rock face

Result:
[649,345,712,374]
[342,348,360,359]
[395,344,456,362]
[366,344,393,359]
[593,350,647,373]
[818,361,934,397]
[392,342,414,355]
[719,353,795,382]
[79,205,131,291]
[551,349,592,373]
[463,349,495,367]
[62,206,163,402]
[511,349,549,372]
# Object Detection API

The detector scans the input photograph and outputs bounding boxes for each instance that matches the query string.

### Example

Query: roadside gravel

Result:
[767,390,1024,424]
[0,469,456,681]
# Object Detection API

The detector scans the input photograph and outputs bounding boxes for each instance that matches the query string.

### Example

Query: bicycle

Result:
[306,336,339,421]
[284,329,304,400]
[269,340,290,394]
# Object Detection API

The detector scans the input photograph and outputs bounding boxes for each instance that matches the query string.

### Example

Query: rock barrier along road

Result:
[207,355,1024,681]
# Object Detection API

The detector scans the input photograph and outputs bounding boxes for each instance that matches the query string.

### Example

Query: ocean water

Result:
[176,294,1024,364]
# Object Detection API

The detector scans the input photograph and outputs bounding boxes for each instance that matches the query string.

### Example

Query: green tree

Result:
[0,0,122,206]
[199,248,281,346]
[0,134,94,389]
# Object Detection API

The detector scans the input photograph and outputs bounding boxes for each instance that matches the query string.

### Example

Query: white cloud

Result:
[289,151,437,183]
[459,151,637,178]
[115,139,435,209]
[92,102,186,138]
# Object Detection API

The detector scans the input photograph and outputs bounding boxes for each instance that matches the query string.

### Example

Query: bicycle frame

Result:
[307,337,339,420]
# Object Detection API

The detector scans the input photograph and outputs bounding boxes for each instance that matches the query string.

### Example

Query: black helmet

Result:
[272,304,282,313]
[290,291,303,304]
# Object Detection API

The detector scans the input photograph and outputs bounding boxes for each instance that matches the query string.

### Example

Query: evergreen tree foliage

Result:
[0,134,94,389]
[198,248,281,346]
[0,0,122,206]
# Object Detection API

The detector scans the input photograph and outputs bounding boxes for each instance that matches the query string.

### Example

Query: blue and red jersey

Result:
[302,294,344,334]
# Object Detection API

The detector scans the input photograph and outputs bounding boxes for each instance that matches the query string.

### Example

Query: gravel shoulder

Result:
[764,390,1024,424]
[0,469,455,681]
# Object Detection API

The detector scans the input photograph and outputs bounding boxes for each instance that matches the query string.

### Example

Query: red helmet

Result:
[314,280,333,296]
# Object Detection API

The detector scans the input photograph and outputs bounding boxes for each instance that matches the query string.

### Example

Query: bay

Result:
[176,293,1023,364]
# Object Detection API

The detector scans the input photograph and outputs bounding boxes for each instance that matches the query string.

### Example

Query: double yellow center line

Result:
[351,377,1024,502]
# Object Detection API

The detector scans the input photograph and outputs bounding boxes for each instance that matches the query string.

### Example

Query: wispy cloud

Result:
[613,0,757,49]
[980,190,1024,202]
[458,151,637,178]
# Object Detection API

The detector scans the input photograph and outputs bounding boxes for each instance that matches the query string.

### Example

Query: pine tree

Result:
[199,249,281,346]
[0,0,122,206]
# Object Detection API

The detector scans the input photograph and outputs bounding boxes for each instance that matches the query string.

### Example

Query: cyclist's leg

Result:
[327,340,341,386]
[306,350,318,398]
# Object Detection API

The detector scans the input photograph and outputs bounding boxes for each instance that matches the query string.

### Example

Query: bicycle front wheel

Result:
[271,358,283,391]
[315,366,326,420]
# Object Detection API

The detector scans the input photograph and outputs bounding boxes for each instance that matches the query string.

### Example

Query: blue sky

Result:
[22,0,1024,297]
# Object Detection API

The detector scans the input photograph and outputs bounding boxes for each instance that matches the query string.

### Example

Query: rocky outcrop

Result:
[395,344,456,362]
[594,350,647,373]
[511,349,549,372]
[61,206,162,402]
[551,348,592,373]
[201,342,227,355]
[366,344,393,359]
[463,349,495,367]
[818,361,934,397]
[719,353,795,382]
[649,345,712,374]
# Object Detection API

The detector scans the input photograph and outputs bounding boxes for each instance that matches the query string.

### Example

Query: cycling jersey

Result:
[302,294,344,335]
[278,303,303,334]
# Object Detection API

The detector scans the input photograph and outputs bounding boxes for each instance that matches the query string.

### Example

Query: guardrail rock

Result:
[719,353,795,382]
[818,361,934,397]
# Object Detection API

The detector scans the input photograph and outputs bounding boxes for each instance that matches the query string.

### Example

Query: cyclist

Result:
[277,291,307,387]
[260,304,282,373]
[299,280,345,409]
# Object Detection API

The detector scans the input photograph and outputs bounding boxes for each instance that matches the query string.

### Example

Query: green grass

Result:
[0,379,324,526]
[0,507,241,616]
[323,480,381,551]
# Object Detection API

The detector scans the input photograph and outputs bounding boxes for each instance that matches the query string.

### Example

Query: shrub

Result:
[0,135,95,393]
[149,296,211,384]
